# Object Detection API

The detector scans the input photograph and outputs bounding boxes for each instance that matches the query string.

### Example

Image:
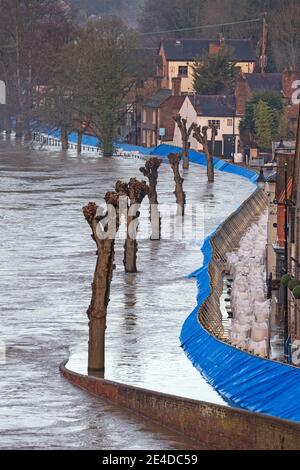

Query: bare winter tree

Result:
[116,178,148,273]
[192,123,218,183]
[168,153,186,216]
[139,157,162,240]
[83,192,121,372]
[174,114,194,170]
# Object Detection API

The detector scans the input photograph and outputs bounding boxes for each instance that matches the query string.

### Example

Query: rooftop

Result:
[144,88,171,108]
[189,95,236,117]
[244,73,282,93]
[160,38,256,62]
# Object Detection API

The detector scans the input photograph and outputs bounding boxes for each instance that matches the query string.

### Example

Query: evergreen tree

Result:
[253,100,274,148]
[240,91,283,147]
[192,47,237,95]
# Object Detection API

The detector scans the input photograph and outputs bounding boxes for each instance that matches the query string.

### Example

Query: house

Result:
[140,77,185,147]
[235,69,298,116]
[157,38,256,94]
[173,94,240,158]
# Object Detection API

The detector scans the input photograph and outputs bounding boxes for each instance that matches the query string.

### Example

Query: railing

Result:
[32,132,99,153]
[31,132,147,160]
[199,189,268,338]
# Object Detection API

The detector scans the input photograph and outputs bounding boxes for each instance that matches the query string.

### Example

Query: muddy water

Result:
[0,137,254,449]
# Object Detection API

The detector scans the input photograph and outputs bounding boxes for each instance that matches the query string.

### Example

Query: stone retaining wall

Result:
[60,361,300,450]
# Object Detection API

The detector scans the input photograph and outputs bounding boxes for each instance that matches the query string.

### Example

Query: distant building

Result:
[157,38,256,94]
[173,94,239,158]
[235,69,298,137]
[140,78,185,147]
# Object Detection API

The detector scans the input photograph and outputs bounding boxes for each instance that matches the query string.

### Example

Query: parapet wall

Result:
[60,361,300,450]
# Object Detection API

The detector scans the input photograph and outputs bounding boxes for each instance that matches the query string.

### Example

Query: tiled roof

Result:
[144,89,171,108]
[245,73,282,93]
[160,38,256,62]
[189,95,236,117]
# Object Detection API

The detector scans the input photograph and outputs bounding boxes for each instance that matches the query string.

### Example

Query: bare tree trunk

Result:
[174,115,194,171]
[192,124,217,184]
[205,143,214,183]
[83,194,120,372]
[61,125,69,150]
[15,1,23,140]
[168,153,186,216]
[77,128,83,154]
[124,234,138,273]
[182,142,189,171]
[87,240,115,371]
[140,157,162,240]
[24,49,33,141]
[116,179,148,273]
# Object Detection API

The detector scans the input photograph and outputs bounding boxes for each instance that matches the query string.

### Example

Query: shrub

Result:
[288,279,300,291]
[281,274,292,287]
[293,285,300,299]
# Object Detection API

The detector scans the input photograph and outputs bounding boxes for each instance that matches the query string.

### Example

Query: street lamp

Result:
[257,167,266,190]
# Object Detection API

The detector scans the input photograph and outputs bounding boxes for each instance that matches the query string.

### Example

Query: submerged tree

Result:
[168,153,186,216]
[116,178,148,273]
[174,114,194,170]
[139,157,162,240]
[192,123,217,183]
[83,192,121,371]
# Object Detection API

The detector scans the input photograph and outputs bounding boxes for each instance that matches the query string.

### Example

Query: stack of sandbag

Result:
[225,211,270,356]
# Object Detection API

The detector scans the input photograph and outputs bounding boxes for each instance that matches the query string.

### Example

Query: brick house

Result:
[140,77,185,147]
[157,38,256,94]
[235,69,299,137]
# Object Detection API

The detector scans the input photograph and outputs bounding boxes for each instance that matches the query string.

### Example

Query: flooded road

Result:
[0,137,254,449]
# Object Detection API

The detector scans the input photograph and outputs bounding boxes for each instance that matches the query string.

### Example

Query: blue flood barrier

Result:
[150,143,300,423]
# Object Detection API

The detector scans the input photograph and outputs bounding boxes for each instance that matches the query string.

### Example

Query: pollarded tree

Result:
[174,114,194,170]
[139,157,162,240]
[192,123,218,183]
[168,153,186,216]
[83,192,121,371]
[116,178,149,273]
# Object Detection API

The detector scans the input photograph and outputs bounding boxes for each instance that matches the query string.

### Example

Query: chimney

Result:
[172,76,181,96]
[209,42,221,55]
[282,68,298,100]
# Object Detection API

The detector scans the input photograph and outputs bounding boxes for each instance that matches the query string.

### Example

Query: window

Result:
[152,109,156,125]
[227,118,233,127]
[142,130,146,144]
[208,120,220,129]
[142,109,147,124]
[178,66,188,77]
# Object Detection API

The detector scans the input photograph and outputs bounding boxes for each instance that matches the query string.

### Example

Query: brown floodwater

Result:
[0,136,254,449]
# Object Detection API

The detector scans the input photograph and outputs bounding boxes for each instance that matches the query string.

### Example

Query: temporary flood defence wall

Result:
[180,189,300,423]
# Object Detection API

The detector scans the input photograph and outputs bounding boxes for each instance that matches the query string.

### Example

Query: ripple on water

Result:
[0,138,254,449]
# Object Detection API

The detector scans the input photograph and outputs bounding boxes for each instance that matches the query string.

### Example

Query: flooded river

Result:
[0,137,254,449]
